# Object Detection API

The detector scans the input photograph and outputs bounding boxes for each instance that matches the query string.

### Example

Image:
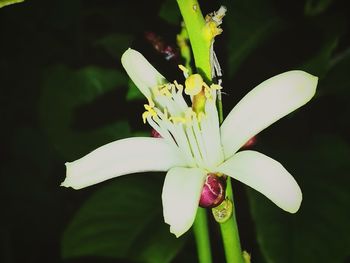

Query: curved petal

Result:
[217,150,302,213]
[62,137,186,189]
[162,167,207,237]
[221,70,318,158]
[121,48,167,99]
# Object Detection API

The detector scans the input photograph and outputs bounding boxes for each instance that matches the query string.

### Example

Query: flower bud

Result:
[151,128,162,138]
[212,198,233,223]
[241,136,257,149]
[199,173,226,208]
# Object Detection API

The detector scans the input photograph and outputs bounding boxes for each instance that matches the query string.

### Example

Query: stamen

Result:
[185,124,204,167]
[178,65,189,78]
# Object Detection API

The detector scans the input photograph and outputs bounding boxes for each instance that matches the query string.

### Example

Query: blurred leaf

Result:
[39,65,130,160]
[300,13,347,77]
[223,0,285,77]
[304,0,333,16]
[126,79,144,101]
[247,135,350,263]
[320,48,350,96]
[301,35,338,77]
[0,0,23,8]
[62,174,186,263]
[159,0,181,25]
[94,34,133,59]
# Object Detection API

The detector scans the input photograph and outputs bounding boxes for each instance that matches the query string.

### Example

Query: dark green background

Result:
[1,0,349,262]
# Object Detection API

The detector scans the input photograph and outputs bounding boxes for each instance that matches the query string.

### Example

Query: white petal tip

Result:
[60,162,75,189]
[284,191,302,214]
[170,226,187,238]
[121,48,166,98]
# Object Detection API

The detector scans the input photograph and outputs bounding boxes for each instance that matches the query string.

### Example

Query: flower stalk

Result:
[177,1,245,262]
[176,0,213,262]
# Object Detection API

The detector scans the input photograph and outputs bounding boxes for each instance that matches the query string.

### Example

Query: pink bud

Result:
[199,173,226,208]
[151,128,162,138]
[241,136,257,149]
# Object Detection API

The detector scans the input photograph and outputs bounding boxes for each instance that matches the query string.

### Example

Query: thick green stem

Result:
[193,208,213,263]
[177,1,244,263]
[219,179,244,263]
[177,0,212,81]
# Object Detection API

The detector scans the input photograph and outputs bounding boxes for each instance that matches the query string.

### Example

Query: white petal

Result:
[221,70,318,158]
[62,137,186,189]
[217,150,302,213]
[162,167,207,237]
[121,48,167,98]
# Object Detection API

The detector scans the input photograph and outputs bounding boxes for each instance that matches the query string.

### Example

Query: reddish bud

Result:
[241,136,257,149]
[199,173,226,208]
[151,128,162,138]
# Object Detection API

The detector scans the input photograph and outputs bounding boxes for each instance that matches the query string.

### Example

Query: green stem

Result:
[177,1,212,263]
[193,208,213,263]
[219,179,244,263]
[177,0,212,81]
[177,1,244,262]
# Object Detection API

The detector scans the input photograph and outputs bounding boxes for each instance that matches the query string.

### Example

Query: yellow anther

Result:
[204,21,223,41]
[185,74,204,96]
[204,6,226,41]
[142,101,157,123]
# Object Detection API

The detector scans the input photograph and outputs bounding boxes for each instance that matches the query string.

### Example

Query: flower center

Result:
[142,71,224,169]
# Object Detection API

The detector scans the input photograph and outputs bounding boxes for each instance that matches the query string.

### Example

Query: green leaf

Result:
[126,79,144,101]
[223,0,285,78]
[320,48,350,96]
[62,174,186,263]
[0,0,24,8]
[304,0,333,16]
[39,65,130,160]
[94,34,133,59]
[159,0,181,25]
[247,135,350,263]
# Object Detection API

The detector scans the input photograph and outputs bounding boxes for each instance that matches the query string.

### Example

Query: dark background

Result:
[1,0,350,262]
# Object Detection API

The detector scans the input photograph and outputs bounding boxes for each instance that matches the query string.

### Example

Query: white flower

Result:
[61,48,318,237]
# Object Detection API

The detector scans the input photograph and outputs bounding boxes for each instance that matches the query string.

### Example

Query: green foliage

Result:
[94,34,134,59]
[0,0,23,8]
[159,0,181,25]
[127,79,144,101]
[62,174,186,263]
[247,135,350,263]
[39,65,130,160]
[223,0,285,78]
